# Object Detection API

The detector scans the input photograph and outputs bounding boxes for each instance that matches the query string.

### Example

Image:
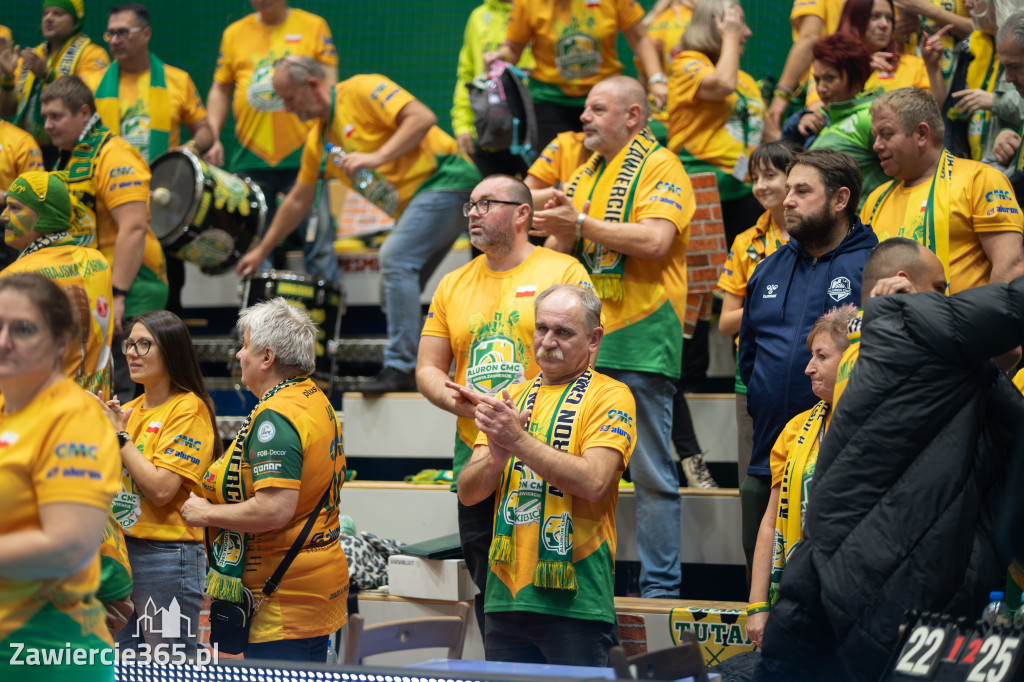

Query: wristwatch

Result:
[117,431,131,448]
[574,212,587,239]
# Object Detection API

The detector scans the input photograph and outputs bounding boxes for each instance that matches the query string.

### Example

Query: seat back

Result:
[342,601,471,665]
[609,631,709,681]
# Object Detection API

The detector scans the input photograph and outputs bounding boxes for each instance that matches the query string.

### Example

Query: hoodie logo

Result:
[828,276,852,302]
[762,284,779,299]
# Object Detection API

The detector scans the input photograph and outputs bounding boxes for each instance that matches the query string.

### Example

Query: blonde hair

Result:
[680,0,742,62]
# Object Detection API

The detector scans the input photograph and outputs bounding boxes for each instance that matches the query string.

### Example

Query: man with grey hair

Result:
[865,86,1024,294]
[237,56,481,394]
[417,174,592,635]
[455,284,635,665]
[529,74,695,599]
[182,297,347,662]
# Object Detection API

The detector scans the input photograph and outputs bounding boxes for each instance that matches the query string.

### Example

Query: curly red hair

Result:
[812,32,873,94]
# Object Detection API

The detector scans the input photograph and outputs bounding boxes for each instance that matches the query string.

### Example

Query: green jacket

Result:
[451,0,535,139]
[810,91,888,207]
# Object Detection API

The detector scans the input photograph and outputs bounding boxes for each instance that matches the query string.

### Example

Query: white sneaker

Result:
[681,453,719,489]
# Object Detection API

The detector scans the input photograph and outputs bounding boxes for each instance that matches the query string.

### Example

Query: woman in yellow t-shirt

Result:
[0,273,119,680]
[97,310,220,657]
[667,0,764,244]
[745,304,857,647]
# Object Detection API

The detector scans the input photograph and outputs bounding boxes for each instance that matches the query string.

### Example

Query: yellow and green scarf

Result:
[867,148,953,283]
[204,377,303,603]
[769,400,830,606]
[14,33,92,143]
[947,31,997,161]
[52,114,113,247]
[566,128,660,301]
[94,52,171,162]
[489,368,594,591]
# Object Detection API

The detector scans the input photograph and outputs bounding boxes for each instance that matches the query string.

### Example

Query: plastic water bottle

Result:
[325,633,337,664]
[328,145,399,216]
[982,590,1012,631]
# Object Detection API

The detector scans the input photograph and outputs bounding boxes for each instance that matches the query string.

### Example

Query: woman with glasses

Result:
[95,310,221,658]
[0,273,119,679]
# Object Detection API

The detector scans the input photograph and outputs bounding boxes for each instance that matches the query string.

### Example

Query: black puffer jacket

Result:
[755,278,1024,682]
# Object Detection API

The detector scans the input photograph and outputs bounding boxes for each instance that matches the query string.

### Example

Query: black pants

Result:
[458,493,495,639]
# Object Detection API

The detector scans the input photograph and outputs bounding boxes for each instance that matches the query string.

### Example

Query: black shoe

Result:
[359,366,416,394]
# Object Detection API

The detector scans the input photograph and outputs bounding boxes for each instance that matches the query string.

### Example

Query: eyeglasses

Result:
[462,199,522,216]
[103,27,144,42]
[122,338,153,356]
[0,319,40,341]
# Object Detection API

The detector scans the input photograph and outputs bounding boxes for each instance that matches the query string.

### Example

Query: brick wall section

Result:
[684,173,727,338]
[617,612,648,656]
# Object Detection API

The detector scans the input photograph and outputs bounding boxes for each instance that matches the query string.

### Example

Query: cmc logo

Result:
[173,434,202,451]
[56,442,98,460]
[986,189,1012,202]
[655,181,683,196]
[607,409,634,426]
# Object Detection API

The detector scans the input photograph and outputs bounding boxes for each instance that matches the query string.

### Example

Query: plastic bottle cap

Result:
[990,591,1005,601]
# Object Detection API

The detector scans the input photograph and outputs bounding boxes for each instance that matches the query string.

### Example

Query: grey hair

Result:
[237,298,316,377]
[273,55,326,84]
[998,10,1024,48]
[534,284,603,333]
[806,303,858,352]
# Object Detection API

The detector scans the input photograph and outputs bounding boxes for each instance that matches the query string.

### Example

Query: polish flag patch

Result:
[586,0,601,7]
[343,124,354,137]
[146,421,162,434]
[515,285,537,298]
[285,34,302,42]
[0,431,19,447]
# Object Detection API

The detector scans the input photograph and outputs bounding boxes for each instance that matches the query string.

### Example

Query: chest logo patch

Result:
[828,276,852,302]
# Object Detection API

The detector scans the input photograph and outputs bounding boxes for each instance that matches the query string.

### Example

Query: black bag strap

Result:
[259,485,332,602]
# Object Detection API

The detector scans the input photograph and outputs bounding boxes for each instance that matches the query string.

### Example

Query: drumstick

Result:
[151,187,172,206]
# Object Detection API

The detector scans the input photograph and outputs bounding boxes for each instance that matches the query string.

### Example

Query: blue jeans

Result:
[484,611,618,666]
[245,168,340,284]
[245,635,329,662]
[600,368,681,598]
[115,538,206,657]
[380,189,470,372]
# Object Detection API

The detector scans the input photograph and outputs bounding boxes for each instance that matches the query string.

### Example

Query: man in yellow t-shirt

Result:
[418,174,592,632]
[532,75,693,599]
[0,120,45,199]
[525,130,589,203]
[237,57,482,394]
[457,284,635,665]
[205,0,339,282]
[40,75,167,398]
[0,0,109,166]
[863,87,1024,294]
[1,171,114,397]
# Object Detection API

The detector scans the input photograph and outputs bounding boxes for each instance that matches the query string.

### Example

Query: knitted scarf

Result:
[769,401,830,606]
[204,377,303,602]
[489,368,594,591]
[867,148,953,283]
[566,128,659,301]
[94,53,171,162]
[15,33,91,143]
[52,113,112,248]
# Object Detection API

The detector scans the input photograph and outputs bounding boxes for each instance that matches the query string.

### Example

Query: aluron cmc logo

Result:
[762,284,780,299]
[466,336,525,394]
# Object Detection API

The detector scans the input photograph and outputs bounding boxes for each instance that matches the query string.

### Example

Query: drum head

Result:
[149,150,203,242]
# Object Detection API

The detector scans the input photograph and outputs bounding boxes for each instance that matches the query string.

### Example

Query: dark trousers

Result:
[245,635,329,662]
[534,101,584,152]
[485,611,619,666]
[458,493,495,639]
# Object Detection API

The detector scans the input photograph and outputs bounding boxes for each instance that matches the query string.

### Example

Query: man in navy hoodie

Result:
[737,149,877,573]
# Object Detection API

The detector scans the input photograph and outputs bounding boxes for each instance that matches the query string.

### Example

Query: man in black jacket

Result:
[755,276,1024,682]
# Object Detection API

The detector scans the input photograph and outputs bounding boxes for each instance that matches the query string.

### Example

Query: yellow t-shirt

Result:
[474,370,635,622]
[231,379,348,643]
[717,211,789,298]
[112,392,216,542]
[667,51,764,177]
[298,76,478,214]
[86,62,207,156]
[806,53,930,108]
[861,157,1024,293]
[507,0,645,98]
[566,136,694,377]
[1,241,114,397]
[421,247,593,471]
[645,5,693,75]
[0,379,119,654]
[0,120,44,191]
[527,130,589,187]
[213,8,337,170]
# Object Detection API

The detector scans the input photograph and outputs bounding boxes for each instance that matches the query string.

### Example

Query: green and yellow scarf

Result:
[15,33,92,143]
[94,52,171,162]
[947,31,998,161]
[566,128,659,301]
[204,377,303,603]
[489,368,594,591]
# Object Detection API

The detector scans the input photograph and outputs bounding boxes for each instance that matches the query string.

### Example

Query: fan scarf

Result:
[14,34,92,142]
[94,52,171,162]
[489,368,594,591]
[565,128,660,301]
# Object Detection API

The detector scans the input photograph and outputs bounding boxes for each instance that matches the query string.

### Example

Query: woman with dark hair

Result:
[96,310,219,658]
[0,273,119,679]
[803,32,890,203]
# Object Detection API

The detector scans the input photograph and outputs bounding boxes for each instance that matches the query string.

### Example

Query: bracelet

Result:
[648,72,668,86]
[574,212,587,239]
[0,75,14,91]
[772,88,794,103]
[112,285,130,297]
[746,601,771,615]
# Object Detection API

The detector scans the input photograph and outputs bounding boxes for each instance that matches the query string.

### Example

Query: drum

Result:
[242,270,344,378]
[149,149,266,275]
